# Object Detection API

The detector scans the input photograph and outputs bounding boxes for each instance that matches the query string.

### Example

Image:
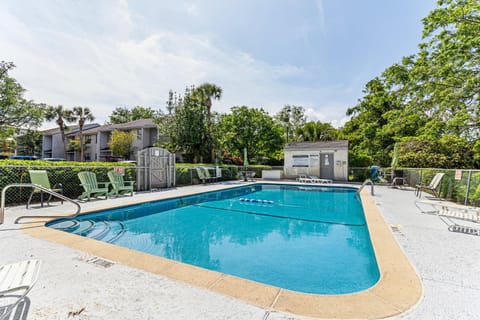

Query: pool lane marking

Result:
[193,204,366,227]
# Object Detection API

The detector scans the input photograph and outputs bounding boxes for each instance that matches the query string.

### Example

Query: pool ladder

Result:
[355,179,374,197]
[0,183,81,224]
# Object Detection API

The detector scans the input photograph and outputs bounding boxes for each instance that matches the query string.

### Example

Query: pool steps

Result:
[51,219,125,243]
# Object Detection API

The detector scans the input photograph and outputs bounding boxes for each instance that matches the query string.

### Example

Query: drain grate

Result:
[85,256,114,268]
[390,224,401,232]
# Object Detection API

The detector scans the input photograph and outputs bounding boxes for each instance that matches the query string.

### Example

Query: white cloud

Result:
[0,0,356,130]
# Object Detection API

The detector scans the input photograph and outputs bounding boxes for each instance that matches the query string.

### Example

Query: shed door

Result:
[320,153,334,180]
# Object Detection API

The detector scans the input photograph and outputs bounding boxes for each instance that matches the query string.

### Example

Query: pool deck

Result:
[0,181,479,319]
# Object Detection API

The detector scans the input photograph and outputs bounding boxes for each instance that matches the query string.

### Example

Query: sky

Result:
[0,0,437,130]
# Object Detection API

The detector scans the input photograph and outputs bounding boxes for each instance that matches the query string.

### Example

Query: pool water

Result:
[47,184,380,294]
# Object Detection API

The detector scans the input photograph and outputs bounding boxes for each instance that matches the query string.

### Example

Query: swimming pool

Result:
[47,184,380,294]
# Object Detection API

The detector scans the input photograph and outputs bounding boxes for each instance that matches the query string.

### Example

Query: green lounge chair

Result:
[202,167,216,182]
[77,171,109,201]
[107,170,134,197]
[27,170,63,208]
[195,167,207,184]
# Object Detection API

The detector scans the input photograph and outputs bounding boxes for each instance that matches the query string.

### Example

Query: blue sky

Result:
[0,0,436,129]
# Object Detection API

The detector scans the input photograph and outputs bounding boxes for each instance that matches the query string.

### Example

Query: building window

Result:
[292,155,309,167]
[136,129,143,140]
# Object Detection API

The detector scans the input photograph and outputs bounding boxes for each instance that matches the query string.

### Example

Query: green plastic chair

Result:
[195,167,207,183]
[202,167,217,182]
[77,171,109,201]
[27,170,63,208]
[107,171,134,197]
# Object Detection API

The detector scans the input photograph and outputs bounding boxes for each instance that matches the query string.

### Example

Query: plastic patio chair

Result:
[196,167,215,183]
[27,170,63,208]
[77,171,110,201]
[195,167,207,184]
[107,171,134,197]
[202,167,216,182]
[415,172,445,198]
[0,259,41,320]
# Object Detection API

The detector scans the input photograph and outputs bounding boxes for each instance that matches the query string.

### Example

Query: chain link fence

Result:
[0,165,137,206]
[0,165,243,207]
[174,166,273,186]
[349,167,480,206]
[4,164,478,208]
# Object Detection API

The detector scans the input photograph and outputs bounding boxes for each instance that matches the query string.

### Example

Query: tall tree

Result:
[341,0,480,168]
[296,121,338,142]
[194,83,222,123]
[107,106,157,124]
[275,105,306,143]
[342,78,398,166]
[218,106,283,164]
[71,106,95,161]
[107,107,130,124]
[45,105,74,159]
[169,86,210,162]
[0,61,46,135]
[194,83,222,162]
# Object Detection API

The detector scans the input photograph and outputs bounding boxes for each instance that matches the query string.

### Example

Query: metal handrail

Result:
[0,183,81,224]
[355,179,374,196]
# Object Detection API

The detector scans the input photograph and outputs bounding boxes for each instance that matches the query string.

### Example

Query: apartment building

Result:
[79,119,159,161]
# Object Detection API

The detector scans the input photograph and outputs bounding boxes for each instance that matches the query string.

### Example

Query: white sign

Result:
[454,170,462,180]
[292,155,309,167]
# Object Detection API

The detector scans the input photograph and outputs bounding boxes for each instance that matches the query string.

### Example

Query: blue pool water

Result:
[47,184,380,294]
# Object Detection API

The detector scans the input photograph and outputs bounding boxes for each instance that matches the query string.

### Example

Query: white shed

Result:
[284,140,349,181]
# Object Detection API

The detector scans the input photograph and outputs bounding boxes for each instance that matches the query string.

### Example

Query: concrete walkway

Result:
[0,183,479,319]
[375,185,480,319]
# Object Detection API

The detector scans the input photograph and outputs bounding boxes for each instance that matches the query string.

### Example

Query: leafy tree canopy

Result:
[218,106,283,164]
[0,61,46,136]
[296,121,339,142]
[274,105,306,143]
[107,106,157,124]
[342,0,480,168]
[108,129,135,159]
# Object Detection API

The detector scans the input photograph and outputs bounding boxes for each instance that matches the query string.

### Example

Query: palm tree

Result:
[296,121,338,142]
[195,83,222,162]
[45,105,74,159]
[275,105,306,143]
[196,83,222,122]
[71,106,95,161]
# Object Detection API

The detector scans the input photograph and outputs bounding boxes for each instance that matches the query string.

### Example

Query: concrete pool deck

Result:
[0,182,479,319]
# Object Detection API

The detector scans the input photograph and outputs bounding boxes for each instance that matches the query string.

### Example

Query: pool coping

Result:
[20,182,423,319]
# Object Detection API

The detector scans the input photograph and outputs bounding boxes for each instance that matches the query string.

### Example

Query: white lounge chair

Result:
[415,172,445,198]
[309,176,333,184]
[0,259,41,320]
[296,174,312,183]
[415,199,480,236]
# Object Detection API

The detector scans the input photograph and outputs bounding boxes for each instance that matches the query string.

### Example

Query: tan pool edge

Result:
[21,186,423,319]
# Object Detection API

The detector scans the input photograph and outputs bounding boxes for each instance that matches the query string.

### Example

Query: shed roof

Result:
[284,140,348,150]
